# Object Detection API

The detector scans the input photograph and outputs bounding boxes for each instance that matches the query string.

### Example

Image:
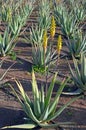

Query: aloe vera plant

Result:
[1,5,12,23]
[8,0,34,37]
[64,0,86,24]
[1,0,34,38]
[0,0,34,57]
[69,52,86,94]
[2,71,81,129]
[38,0,51,30]
[1,0,22,23]
[66,30,86,58]
[54,1,80,39]
[0,26,17,57]
[73,4,86,24]
[8,14,25,37]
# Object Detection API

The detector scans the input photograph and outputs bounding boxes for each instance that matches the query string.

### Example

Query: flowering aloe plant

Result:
[2,71,81,129]
[31,29,57,74]
[27,21,61,74]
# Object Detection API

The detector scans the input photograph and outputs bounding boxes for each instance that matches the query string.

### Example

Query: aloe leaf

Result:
[68,60,81,84]
[79,39,86,53]
[2,123,37,129]
[39,121,75,128]
[46,95,82,122]
[68,57,84,88]
[32,70,39,97]
[0,62,15,81]
[39,105,49,121]
[15,80,27,101]
[10,84,39,123]
[45,73,57,108]
[24,93,33,107]
[39,122,59,128]
[40,86,45,113]
[24,102,40,123]
[72,56,80,77]
[81,52,86,81]
[45,50,50,64]
[31,70,41,117]
[9,85,30,117]
[49,77,69,115]
[34,97,41,117]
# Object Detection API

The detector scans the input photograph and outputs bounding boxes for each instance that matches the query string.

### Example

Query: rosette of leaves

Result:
[2,71,81,129]
[69,52,86,94]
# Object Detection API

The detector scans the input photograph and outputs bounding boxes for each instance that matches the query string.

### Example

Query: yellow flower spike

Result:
[43,30,48,53]
[57,35,62,54]
[50,16,56,40]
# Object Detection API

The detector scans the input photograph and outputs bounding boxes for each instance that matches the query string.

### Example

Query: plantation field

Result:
[0,0,86,130]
